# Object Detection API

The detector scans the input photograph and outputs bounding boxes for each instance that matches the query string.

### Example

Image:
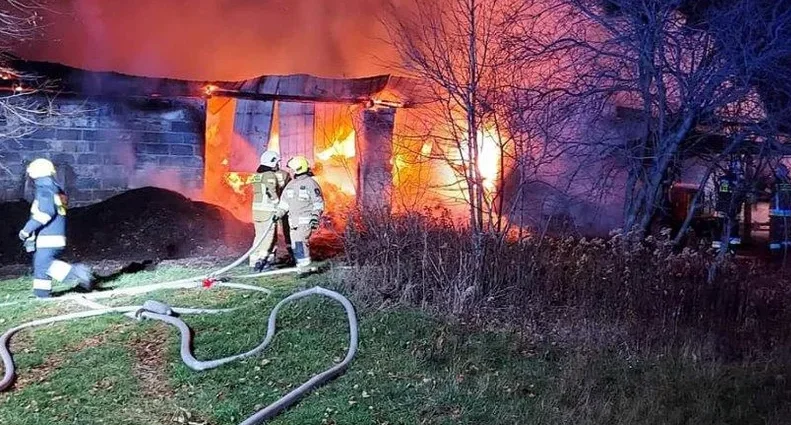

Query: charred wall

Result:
[0,95,205,205]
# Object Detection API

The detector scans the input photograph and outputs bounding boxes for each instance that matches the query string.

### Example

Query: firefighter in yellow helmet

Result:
[249,150,291,272]
[19,158,93,298]
[275,156,324,270]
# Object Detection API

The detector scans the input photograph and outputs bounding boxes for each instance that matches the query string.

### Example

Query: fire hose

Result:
[39,219,287,304]
[137,286,359,425]
[0,220,360,425]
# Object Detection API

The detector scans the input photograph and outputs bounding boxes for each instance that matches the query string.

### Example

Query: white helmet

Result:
[26,158,56,179]
[260,150,280,167]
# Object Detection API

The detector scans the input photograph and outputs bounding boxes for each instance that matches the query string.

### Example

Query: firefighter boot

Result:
[33,287,51,299]
[70,264,95,291]
[253,259,274,273]
[277,247,297,268]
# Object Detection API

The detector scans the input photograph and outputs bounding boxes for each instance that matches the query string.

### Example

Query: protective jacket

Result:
[277,174,325,224]
[715,173,736,215]
[22,177,67,249]
[251,169,290,220]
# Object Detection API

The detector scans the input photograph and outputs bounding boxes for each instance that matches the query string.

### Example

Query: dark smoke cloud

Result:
[14,0,406,79]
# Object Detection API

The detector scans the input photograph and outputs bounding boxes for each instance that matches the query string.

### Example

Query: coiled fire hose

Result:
[137,286,359,425]
[0,220,360,424]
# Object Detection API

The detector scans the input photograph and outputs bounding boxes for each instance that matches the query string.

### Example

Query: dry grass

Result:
[339,208,791,360]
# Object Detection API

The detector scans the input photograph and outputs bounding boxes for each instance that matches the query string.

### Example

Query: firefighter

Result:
[769,164,791,252]
[712,161,743,250]
[249,150,291,272]
[275,156,324,270]
[18,158,93,298]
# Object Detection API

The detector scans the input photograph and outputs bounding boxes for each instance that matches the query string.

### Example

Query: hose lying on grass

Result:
[0,286,358,425]
[1,220,360,425]
[1,221,297,309]
[41,220,294,304]
[138,286,359,425]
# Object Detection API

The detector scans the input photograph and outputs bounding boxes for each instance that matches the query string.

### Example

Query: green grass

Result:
[1,264,790,424]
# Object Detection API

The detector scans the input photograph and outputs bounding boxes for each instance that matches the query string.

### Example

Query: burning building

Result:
[0,59,426,223]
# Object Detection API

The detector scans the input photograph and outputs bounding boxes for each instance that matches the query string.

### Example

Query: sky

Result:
[14,0,405,80]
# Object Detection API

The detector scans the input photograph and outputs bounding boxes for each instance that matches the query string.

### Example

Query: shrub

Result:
[339,208,791,359]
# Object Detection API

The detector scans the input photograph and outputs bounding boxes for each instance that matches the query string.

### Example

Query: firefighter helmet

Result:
[26,158,56,179]
[287,156,310,175]
[260,150,280,167]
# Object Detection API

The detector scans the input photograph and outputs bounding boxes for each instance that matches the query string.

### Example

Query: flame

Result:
[420,142,433,157]
[312,105,359,223]
[203,97,263,223]
[316,130,356,161]
[204,84,219,96]
[201,96,504,230]
[457,127,502,193]
[314,127,357,197]
[477,128,501,192]
[389,110,506,220]
[224,172,255,194]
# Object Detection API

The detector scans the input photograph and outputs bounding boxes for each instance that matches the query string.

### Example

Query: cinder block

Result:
[170,144,194,156]
[56,129,82,140]
[171,120,202,133]
[135,143,169,155]
[75,177,100,189]
[76,154,102,165]
[24,128,57,140]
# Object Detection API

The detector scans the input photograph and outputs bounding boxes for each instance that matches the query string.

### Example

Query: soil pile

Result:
[0,187,252,265]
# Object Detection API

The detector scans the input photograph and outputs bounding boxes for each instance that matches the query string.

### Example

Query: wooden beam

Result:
[209,88,370,105]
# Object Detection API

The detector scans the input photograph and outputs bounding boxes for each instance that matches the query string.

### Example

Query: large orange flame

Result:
[317,130,356,162]
[202,97,505,230]
[477,128,502,192]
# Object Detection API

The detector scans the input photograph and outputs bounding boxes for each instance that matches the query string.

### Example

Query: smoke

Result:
[128,163,201,199]
[14,0,408,79]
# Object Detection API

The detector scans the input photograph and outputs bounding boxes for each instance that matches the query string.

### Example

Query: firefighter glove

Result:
[23,238,35,253]
[18,230,30,242]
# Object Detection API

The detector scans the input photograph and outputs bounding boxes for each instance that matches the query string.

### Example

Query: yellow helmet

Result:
[26,158,56,179]
[286,156,310,175]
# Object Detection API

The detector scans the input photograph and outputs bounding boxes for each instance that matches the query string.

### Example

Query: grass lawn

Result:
[1,262,790,425]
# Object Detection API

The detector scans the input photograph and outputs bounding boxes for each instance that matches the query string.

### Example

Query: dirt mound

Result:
[0,187,253,265]
[0,201,32,265]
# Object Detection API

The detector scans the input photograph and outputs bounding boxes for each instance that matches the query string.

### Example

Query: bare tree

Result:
[511,0,791,235]
[0,1,57,177]
[383,0,532,235]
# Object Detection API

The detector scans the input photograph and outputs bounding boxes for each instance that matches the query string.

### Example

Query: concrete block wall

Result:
[0,96,206,205]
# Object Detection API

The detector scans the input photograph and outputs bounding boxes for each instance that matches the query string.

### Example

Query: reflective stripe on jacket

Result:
[23,177,68,248]
[277,174,324,220]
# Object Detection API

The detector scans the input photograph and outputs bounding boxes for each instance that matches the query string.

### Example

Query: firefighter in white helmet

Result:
[18,158,94,298]
[249,150,291,272]
[274,156,324,270]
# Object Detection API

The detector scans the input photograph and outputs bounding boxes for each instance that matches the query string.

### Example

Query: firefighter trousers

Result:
[250,214,292,266]
[290,219,315,268]
[32,247,73,298]
[251,215,277,267]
